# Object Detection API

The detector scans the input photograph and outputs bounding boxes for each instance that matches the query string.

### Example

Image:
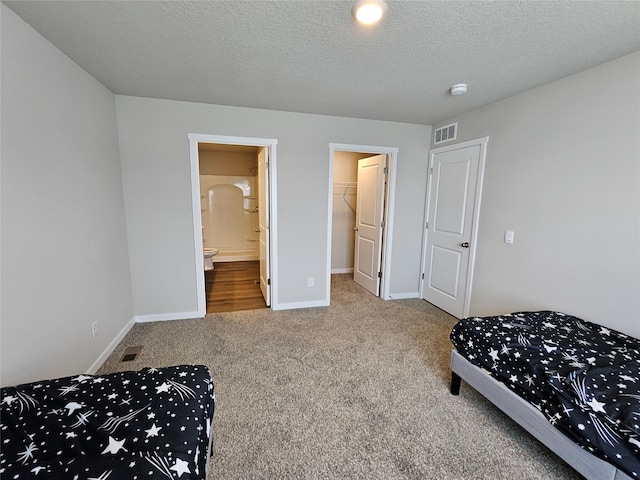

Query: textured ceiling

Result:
[4,0,640,125]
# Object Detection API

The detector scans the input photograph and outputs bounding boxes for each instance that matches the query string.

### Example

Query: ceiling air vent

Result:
[434,123,457,145]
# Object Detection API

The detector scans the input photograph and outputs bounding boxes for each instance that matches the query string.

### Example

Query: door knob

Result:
[461,242,469,248]
[255,229,261,233]
[354,227,359,232]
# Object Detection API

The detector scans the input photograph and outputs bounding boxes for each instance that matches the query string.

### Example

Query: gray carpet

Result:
[98,274,581,479]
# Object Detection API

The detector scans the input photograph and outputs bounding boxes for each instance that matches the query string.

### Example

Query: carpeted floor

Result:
[97,274,582,479]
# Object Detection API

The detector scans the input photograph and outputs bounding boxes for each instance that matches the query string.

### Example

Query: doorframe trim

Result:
[328,143,399,302]
[419,136,489,318]
[188,133,278,315]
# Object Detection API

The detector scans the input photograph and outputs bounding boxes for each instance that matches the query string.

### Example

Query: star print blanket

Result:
[450,311,640,478]
[0,365,215,479]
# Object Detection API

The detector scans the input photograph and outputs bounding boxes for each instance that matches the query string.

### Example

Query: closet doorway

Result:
[188,134,278,315]
[328,144,398,302]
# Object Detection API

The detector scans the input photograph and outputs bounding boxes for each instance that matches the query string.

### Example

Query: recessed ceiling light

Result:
[352,0,388,25]
[450,84,468,96]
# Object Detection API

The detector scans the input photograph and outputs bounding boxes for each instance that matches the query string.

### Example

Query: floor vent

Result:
[120,345,143,362]
[434,123,457,145]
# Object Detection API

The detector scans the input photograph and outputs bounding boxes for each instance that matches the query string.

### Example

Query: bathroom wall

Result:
[199,149,256,175]
[199,149,259,260]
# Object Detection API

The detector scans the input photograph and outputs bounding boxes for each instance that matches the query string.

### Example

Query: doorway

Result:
[188,134,278,316]
[328,143,398,303]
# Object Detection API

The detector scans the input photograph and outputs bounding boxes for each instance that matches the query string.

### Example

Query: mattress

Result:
[450,311,640,478]
[1,364,215,479]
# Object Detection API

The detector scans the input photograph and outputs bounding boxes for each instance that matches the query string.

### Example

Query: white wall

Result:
[115,96,431,314]
[1,5,134,386]
[433,52,640,337]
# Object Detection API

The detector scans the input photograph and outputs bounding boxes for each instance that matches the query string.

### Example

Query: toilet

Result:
[203,248,219,271]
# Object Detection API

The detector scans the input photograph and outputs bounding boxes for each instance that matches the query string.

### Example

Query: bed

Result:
[0,364,215,479]
[450,311,639,480]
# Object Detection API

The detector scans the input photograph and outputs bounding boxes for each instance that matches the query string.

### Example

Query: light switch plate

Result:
[504,230,515,244]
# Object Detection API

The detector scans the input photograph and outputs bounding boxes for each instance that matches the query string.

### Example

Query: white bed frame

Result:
[450,349,633,480]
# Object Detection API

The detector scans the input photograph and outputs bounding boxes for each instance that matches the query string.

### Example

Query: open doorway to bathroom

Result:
[199,143,264,313]
[188,134,277,315]
[199,143,260,263]
[328,144,398,303]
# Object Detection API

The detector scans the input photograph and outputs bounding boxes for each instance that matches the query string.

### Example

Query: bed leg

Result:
[450,372,461,395]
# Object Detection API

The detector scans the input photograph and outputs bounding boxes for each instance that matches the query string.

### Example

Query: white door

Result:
[354,155,386,295]
[258,147,271,306]
[422,139,487,318]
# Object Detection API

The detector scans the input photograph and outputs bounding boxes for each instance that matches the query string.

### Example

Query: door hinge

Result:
[425,221,429,229]
[383,166,388,174]
[378,272,382,278]
[422,273,425,279]
[380,220,385,228]
[267,278,271,285]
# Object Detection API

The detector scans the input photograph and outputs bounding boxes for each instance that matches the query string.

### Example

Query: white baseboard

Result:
[274,293,419,310]
[387,292,420,300]
[87,316,135,374]
[134,310,203,323]
[331,268,353,274]
[272,299,329,310]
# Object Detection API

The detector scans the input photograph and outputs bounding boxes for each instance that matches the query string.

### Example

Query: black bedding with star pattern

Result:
[0,365,215,479]
[450,311,640,478]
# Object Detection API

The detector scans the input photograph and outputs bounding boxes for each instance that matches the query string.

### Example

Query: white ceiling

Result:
[4,0,640,125]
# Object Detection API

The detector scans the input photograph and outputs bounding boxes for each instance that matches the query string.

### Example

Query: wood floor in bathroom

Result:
[205,260,267,313]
